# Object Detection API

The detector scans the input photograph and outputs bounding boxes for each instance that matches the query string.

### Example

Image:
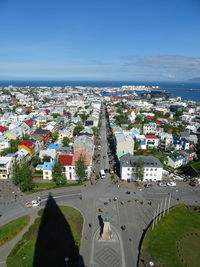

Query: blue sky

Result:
[0,0,200,81]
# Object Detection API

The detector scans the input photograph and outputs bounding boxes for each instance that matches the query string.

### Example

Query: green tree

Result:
[52,161,66,185]
[42,156,51,162]
[75,154,87,182]
[62,136,71,146]
[12,160,21,186]
[73,122,84,136]
[80,113,89,123]
[50,132,59,141]
[134,141,140,152]
[92,127,99,136]
[19,161,33,192]
[31,156,41,166]
[52,113,60,119]
[135,158,144,181]
[12,160,33,192]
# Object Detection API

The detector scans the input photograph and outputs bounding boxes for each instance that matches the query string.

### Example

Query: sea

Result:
[0,80,200,102]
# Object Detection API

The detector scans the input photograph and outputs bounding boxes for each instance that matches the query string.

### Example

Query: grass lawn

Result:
[0,216,30,246]
[31,182,82,192]
[7,206,83,267]
[142,205,200,267]
[188,160,200,172]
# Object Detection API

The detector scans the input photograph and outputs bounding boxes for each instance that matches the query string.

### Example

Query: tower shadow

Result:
[98,215,104,237]
[33,194,85,267]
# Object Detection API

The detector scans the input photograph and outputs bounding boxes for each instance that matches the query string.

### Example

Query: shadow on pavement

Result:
[98,215,104,237]
[33,194,85,267]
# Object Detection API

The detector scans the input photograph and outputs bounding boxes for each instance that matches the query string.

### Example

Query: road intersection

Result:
[0,104,200,267]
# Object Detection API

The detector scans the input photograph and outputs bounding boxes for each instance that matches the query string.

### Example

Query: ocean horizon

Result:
[0,80,200,101]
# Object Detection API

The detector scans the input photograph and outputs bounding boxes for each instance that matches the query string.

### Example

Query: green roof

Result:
[117,151,127,158]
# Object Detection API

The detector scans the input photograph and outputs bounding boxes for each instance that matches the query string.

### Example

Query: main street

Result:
[0,103,200,267]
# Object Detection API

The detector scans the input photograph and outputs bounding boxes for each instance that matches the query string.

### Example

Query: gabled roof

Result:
[72,150,92,165]
[24,119,34,128]
[0,125,8,132]
[34,129,50,135]
[18,140,35,150]
[59,155,73,166]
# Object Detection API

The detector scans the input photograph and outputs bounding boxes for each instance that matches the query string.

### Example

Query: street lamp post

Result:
[64,257,69,267]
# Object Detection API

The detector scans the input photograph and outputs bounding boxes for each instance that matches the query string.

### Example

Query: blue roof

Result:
[47,143,61,149]
[43,160,55,171]
[173,137,189,145]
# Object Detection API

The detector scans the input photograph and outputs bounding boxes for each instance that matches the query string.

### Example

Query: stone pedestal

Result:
[99,221,114,241]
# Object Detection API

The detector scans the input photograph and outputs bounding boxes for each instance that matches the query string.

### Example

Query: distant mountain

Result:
[187,77,200,82]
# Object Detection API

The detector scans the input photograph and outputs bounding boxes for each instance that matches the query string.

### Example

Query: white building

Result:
[0,155,15,179]
[114,131,134,155]
[143,123,163,135]
[119,153,163,182]
[0,136,10,151]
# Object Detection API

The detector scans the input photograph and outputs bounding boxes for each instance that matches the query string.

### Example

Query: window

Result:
[146,173,148,176]
[127,168,130,171]
[146,168,148,171]
[150,168,153,171]
[69,167,71,170]
[150,174,152,176]
[155,168,157,171]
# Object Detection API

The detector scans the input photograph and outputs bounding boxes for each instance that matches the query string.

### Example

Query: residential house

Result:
[18,140,35,157]
[158,132,173,151]
[59,150,92,181]
[4,127,23,140]
[0,136,10,151]
[145,135,159,149]
[73,134,94,155]
[0,155,15,179]
[39,149,57,161]
[119,153,163,182]
[0,125,8,135]
[33,129,51,144]
[173,137,190,150]
[167,152,184,169]
[114,131,134,155]
[143,122,163,135]
[135,135,146,150]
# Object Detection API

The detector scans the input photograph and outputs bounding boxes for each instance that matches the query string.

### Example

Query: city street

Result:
[0,103,200,267]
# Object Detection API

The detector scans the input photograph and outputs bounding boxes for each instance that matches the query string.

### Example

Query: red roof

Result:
[24,119,34,128]
[145,135,159,139]
[0,125,8,132]
[59,155,73,166]
[18,141,35,150]
[146,116,154,120]
[72,150,92,166]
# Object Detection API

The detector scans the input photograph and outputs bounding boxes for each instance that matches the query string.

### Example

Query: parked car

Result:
[167,182,176,187]
[144,183,153,188]
[158,182,167,187]
[189,179,199,187]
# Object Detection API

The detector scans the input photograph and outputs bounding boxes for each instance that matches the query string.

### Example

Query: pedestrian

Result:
[89,223,92,228]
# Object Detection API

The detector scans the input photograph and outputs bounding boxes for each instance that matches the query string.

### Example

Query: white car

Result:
[167,182,176,187]
[26,199,40,208]
[158,182,167,187]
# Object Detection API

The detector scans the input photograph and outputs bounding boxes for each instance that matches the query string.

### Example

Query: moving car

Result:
[167,182,176,187]
[26,199,41,208]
